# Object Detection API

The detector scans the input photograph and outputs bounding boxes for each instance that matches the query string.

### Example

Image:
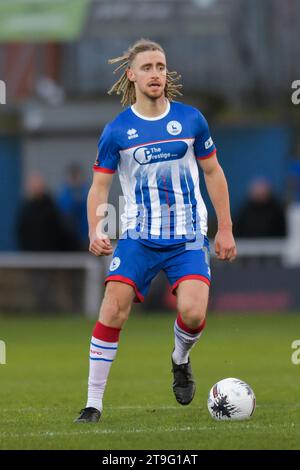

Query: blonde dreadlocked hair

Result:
[108,39,182,107]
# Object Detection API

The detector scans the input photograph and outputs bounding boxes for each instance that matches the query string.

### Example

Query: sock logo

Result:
[90,349,103,356]
[110,257,121,271]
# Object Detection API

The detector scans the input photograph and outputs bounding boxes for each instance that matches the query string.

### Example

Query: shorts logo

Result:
[166,121,182,136]
[205,137,213,149]
[110,257,121,271]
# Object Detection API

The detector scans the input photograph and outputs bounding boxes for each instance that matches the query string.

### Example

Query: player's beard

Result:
[143,86,166,102]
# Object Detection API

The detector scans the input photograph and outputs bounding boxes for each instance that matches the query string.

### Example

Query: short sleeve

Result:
[93,124,120,174]
[193,111,217,160]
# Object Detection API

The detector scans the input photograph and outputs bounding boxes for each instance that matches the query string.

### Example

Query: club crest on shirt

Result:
[110,257,121,271]
[166,120,182,135]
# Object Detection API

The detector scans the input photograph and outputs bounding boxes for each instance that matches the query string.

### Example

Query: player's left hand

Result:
[214,229,237,262]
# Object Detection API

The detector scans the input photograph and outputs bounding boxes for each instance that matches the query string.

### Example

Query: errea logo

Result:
[127,128,138,140]
[90,349,103,356]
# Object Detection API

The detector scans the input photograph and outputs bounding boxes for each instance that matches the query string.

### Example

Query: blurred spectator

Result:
[17,172,80,251]
[57,164,89,250]
[16,173,81,312]
[235,178,286,238]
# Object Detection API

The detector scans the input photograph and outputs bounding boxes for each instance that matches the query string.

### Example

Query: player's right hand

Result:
[89,233,113,256]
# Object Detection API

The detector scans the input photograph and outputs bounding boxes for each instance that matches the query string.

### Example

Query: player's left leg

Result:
[171,279,209,405]
[174,279,209,365]
[164,237,211,405]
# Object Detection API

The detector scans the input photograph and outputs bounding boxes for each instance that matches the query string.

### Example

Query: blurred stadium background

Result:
[1,0,300,316]
[1,0,300,451]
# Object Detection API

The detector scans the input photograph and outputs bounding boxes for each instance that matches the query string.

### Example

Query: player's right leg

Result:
[75,235,159,423]
[74,281,134,423]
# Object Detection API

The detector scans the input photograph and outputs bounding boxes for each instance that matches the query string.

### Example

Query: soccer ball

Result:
[207,378,256,420]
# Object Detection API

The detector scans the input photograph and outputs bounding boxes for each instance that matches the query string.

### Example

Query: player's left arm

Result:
[199,154,237,262]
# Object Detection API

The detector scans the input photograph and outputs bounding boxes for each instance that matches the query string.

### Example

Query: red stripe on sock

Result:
[176,314,206,335]
[93,321,121,343]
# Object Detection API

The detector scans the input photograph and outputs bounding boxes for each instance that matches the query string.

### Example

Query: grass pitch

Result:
[0,312,299,450]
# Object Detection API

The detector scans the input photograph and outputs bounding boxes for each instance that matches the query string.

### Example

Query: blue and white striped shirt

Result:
[93,101,216,246]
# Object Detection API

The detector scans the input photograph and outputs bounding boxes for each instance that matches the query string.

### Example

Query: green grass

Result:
[0,312,300,450]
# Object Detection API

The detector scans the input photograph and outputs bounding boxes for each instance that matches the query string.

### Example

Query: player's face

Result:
[128,50,167,101]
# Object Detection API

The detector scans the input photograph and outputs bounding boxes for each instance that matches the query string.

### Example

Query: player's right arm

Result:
[87,171,114,256]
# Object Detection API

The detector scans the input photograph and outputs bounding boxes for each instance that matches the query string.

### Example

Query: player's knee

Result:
[99,291,131,326]
[180,301,206,329]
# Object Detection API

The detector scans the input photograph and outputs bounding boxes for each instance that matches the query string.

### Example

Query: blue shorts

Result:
[105,237,211,303]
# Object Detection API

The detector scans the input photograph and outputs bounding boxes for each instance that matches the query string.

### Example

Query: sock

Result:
[172,314,206,365]
[86,321,121,412]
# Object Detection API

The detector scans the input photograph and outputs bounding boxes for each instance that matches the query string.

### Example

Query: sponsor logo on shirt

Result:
[110,257,121,271]
[166,120,182,135]
[127,128,139,139]
[205,137,213,149]
[133,141,188,165]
